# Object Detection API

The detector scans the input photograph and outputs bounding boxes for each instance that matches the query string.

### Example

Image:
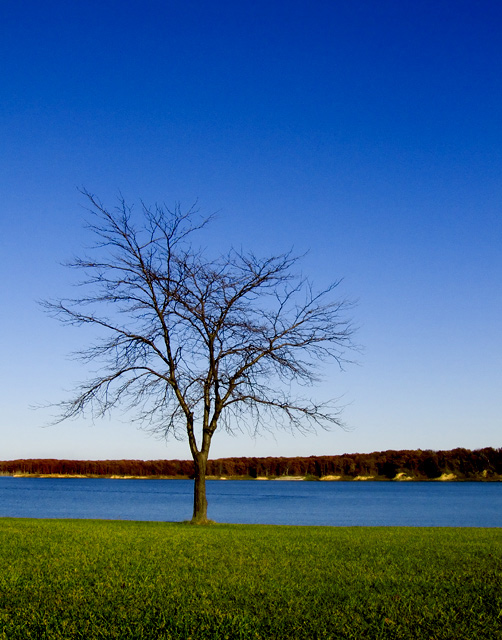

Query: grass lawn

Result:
[0,518,500,639]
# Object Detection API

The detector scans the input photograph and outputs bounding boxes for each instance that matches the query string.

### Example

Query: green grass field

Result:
[0,519,500,639]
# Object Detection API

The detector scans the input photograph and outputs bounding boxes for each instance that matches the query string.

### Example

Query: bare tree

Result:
[44,191,355,523]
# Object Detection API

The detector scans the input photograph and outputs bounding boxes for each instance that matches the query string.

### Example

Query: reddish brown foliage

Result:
[1,447,500,479]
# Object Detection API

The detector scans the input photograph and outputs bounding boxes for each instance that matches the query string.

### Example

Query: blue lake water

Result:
[0,477,500,526]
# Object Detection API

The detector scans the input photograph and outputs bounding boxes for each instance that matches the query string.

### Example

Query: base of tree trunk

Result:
[189,517,215,525]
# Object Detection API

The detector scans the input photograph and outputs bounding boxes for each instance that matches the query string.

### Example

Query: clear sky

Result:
[1,0,501,461]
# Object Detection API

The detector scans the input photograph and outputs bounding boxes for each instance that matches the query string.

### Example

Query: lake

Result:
[0,477,500,526]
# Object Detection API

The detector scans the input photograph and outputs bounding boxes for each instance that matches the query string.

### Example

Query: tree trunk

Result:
[191,452,210,524]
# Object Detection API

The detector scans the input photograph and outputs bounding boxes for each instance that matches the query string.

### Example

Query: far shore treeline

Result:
[1,448,501,480]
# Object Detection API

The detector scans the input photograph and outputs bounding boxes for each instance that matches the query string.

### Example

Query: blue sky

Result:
[1,0,501,461]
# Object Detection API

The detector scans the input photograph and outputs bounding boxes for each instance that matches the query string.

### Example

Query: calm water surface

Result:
[0,477,500,526]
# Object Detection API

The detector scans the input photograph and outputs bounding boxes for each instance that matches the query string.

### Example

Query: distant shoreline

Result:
[6,472,501,481]
[2,448,501,481]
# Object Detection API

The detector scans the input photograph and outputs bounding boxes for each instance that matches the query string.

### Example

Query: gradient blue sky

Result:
[1,0,501,461]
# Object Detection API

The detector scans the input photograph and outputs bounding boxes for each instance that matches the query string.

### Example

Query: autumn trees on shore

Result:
[2,447,501,480]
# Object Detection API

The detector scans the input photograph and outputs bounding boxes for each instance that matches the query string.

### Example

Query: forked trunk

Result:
[191,452,209,524]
